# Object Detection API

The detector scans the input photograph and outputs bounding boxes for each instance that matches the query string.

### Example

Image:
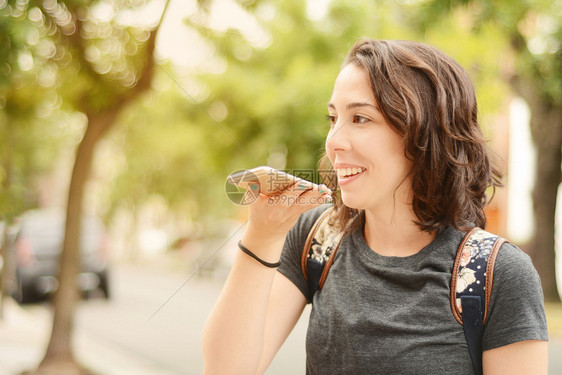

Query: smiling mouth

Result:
[336,167,366,179]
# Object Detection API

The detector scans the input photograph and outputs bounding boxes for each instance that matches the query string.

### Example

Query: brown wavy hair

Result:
[320,39,502,233]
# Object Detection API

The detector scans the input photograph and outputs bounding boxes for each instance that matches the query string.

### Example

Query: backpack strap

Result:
[301,206,344,298]
[450,227,507,375]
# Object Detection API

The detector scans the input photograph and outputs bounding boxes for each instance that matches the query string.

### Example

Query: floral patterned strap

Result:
[450,227,507,325]
[301,206,345,293]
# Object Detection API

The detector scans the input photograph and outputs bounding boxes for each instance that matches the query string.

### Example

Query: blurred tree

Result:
[414,0,561,302]
[1,0,169,373]
[0,0,68,319]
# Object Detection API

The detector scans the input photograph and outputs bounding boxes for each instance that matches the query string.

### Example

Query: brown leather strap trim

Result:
[450,227,480,326]
[318,232,345,290]
[301,207,333,281]
[483,238,506,324]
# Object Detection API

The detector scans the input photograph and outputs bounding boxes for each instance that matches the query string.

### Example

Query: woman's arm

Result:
[256,272,308,373]
[201,237,287,375]
[202,182,329,374]
[483,340,548,374]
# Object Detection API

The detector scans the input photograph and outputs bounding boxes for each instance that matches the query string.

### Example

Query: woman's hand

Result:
[241,180,332,260]
[246,180,332,238]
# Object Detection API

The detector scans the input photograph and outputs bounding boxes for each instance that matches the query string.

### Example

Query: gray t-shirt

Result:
[278,205,548,375]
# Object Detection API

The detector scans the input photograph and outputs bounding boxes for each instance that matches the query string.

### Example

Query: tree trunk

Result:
[36,113,116,374]
[510,72,562,302]
[529,106,562,302]
[506,29,562,302]
[28,3,167,372]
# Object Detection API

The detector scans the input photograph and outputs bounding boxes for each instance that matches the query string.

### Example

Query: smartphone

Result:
[227,166,302,195]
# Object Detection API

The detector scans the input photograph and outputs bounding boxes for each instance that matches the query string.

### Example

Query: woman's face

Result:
[325,63,413,212]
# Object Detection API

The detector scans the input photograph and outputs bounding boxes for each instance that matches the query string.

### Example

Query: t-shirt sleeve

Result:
[482,242,548,350]
[277,205,330,303]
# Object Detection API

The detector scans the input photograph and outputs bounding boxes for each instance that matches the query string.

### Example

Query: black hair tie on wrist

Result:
[238,241,281,268]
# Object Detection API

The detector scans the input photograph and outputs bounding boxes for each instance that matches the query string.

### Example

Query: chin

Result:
[340,193,365,210]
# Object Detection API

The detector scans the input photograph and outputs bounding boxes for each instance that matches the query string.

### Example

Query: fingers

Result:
[246,180,332,219]
[241,182,260,205]
[265,180,332,208]
[244,180,332,239]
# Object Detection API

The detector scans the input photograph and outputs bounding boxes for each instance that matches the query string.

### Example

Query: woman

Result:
[202,39,548,374]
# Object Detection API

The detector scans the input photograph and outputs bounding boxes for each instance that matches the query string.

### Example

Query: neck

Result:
[363,209,436,257]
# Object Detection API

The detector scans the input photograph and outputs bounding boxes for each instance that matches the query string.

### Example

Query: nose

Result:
[325,118,351,152]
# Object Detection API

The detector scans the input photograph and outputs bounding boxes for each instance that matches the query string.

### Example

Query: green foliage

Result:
[105,0,510,222]
[0,1,69,220]
[409,6,510,132]
[42,0,160,113]
[106,77,226,219]
[0,0,168,225]
[414,0,562,104]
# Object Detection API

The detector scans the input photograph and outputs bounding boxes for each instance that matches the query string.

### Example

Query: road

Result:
[73,261,310,375]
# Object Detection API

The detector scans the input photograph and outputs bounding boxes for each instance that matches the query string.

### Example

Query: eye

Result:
[352,114,369,124]
[325,114,337,126]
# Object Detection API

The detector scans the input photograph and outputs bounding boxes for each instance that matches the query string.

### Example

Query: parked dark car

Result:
[10,209,110,303]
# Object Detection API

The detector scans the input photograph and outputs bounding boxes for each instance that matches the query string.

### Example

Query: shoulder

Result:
[483,240,548,350]
[493,242,541,288]
[454,229,537,285]
[490,241,545,313]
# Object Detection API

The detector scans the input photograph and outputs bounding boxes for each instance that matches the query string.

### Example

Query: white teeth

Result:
[337,167,365,178]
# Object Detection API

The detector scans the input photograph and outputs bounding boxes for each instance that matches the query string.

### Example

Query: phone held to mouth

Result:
[227,166,303,195]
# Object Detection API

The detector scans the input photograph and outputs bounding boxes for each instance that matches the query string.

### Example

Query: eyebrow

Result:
[328,102,379,111]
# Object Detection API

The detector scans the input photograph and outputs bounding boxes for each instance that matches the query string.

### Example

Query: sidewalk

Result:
[0,299,45,375]
[0,298,177,375]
